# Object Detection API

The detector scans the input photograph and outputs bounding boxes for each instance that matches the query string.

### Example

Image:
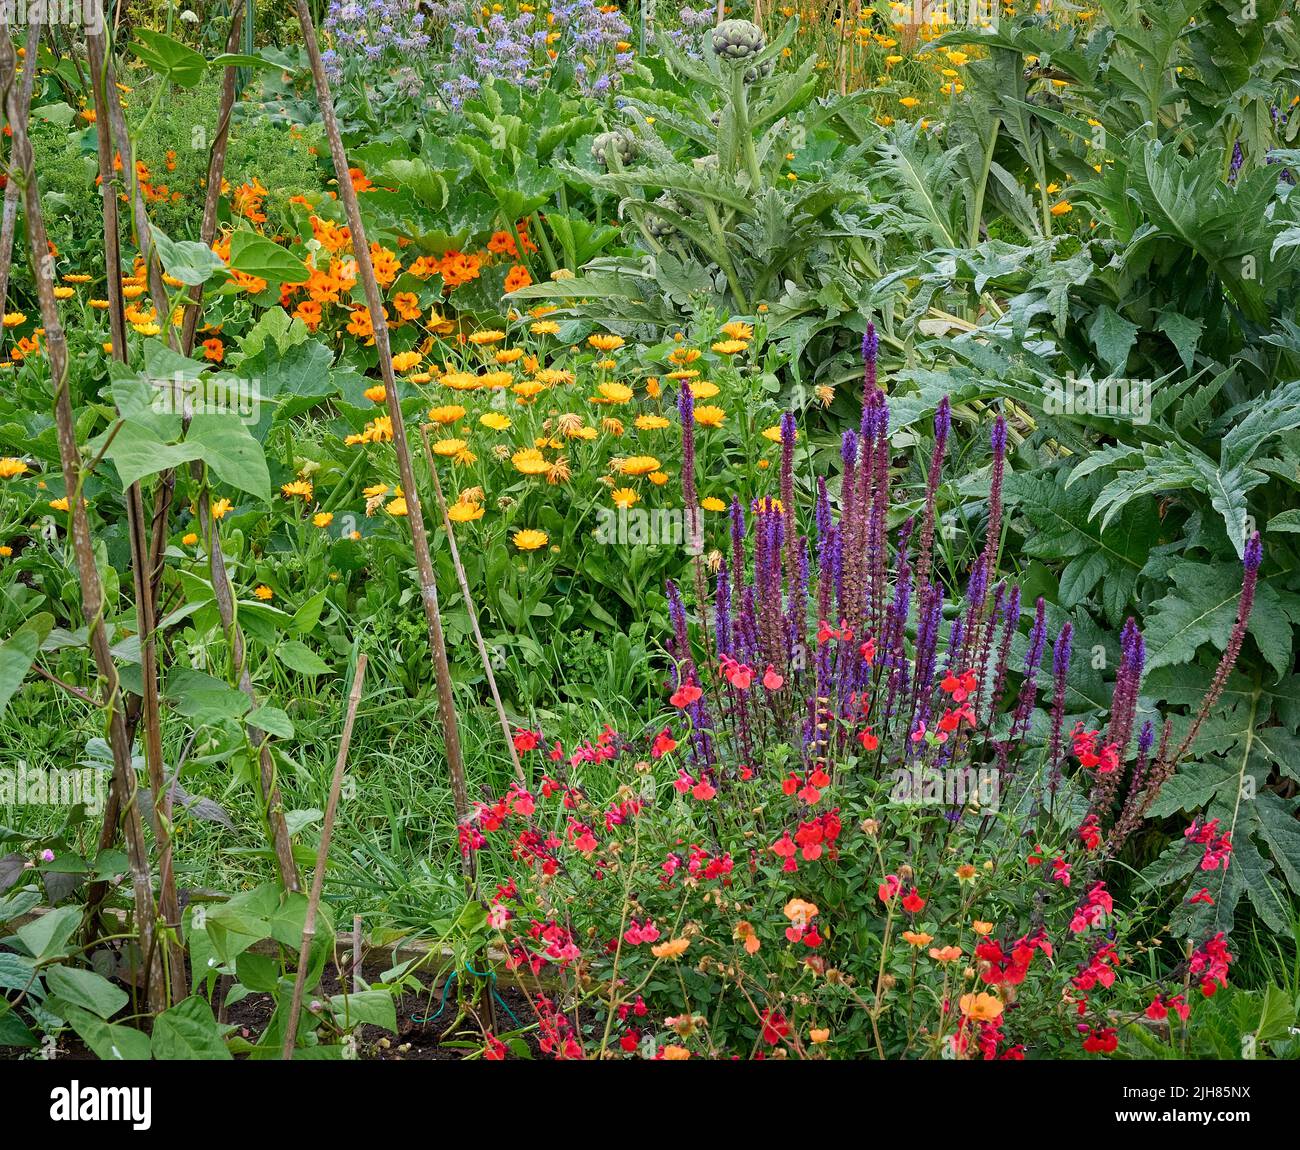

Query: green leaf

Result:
[15,906,82,960]
[165,668,251,727]
[290,589,329,636]
[1087,304,1139,373]
[54,1003,152,1060]
[248,704,294,740]
[228,230,309,285]
[0,613,51,718]
[104,421,205,490]
[152,228,228,287]
[130,29,207,87]
[326,990,397,1034]
[44,964,129,1020]
[186,415,271,503]
[151,995,233,1059]
[277,641,332,677]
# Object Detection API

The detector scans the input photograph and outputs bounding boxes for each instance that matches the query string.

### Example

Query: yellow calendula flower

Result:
[513,380,547,402]
[479,412,512,431]
[427,405,466,425]
[211,498,233,519]
[63,273,93,284]
[635,414,670,431]
[687,380,719,399]
[594,381,634,404]
[693,405,726,428]
[364,385,387,403]
[534,368,574,386]
[53,286,75,300]
[619,455,662,476]
[530,320,561,336]
[362,483,390,499]
[512,448,551,476]
[253,585,274,600]
[2,312,27,328]
[648,471,669,486]
[899,96,920,108]
[281,479,313,500]
[588,333,624,351]
[710,339,747,355]
[391,351,422,372]
[48,497,71,512]
[182,532,199,545]
[432,438,468,457]
[313,512,334,528]
[701,497,727,512]
[761,424,792,442]
[447,501,485,523]
[496,347,525,364]
[512,528,548,551]
[611,487,639,509]
[469,329,506,345]
[0,458,29,479]
[720,321,753,340]
[1050,200,1073,216]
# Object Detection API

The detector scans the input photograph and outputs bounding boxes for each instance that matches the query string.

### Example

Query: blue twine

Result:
[410,965,520,1028]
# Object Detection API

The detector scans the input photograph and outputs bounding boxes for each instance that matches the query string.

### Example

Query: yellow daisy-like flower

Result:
[1050,200,1073,216]
[720,321,753,340]
[512,448,551,476]
[479,412,512,431]
[701,497,727,512]
[89,299,110,310]
[49,497,70,512]
[441,371,482,391]
[495,348,525,364]
[900,96,921,108]
[512,528,549,551]
[619,455,662,476]
[611,487,639,509]
[211,498,233,519]
[132,322,161,336]
[182,532,199,546]
[588,333,624,351]
[594,381,634,404]
[530,320,561,336]
[53,286,75,300]
[534,368,574,386]
[686,380,719,400]
[2,312,27,328]
[253,585,274,601]
[710,339,747,355]
[364,384,387,403]
[387,495,408,516]
[447,501,485,523]
[427,405,467,425]
[693,405,725,428]
[648,471,669,486]
[313,512,334,527]
[469,329,506,345]
[391,351,422,372]
[635,415,670,431]
[362,483,390,499]
[512,380,547,401]
[0,458,29,479]
[761,424,794,442]
[432,438,468,457]
[281,479,313,500]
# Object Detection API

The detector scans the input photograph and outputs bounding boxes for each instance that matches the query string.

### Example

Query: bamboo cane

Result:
[290,0,473,844]
[1,18,165,1013]
[282,654,367,1059]
[419,425,524,784]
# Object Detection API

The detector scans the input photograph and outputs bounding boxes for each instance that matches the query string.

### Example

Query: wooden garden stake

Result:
[282,655,367,1059]
[0,20,38,321]
[291,0,473,842]
[83,26,186,1001]
[419,425,525,784]
[1,19,165,1012]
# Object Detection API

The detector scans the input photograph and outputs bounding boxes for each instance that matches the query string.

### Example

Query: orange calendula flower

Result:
[427,405,466,425]
[588,333,624,351]
[619,455,661,476]
[512,528,548,551]
[391,350,422,373]
[313,512,334,528]
[511,448,550,476]
[253,585,274,600]
[447,501,485,523]
[0,458,30,479]
[611,487,639,509]
[710,339,748,355]
[281,480,313,500]
[693,405,726,428]
[364,384,387,403]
